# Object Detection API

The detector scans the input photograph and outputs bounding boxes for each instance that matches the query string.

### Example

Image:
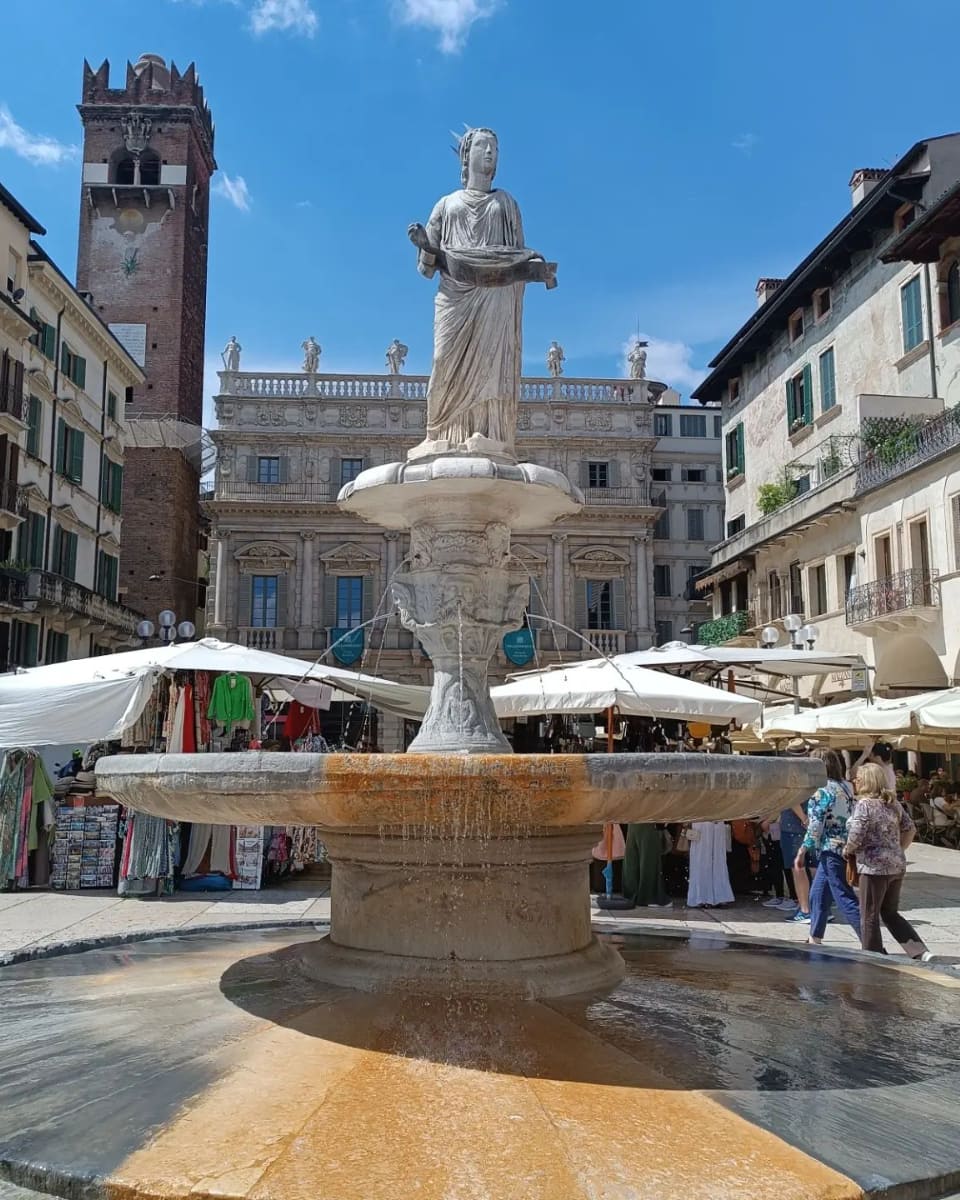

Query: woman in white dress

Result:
[687,821,735,907]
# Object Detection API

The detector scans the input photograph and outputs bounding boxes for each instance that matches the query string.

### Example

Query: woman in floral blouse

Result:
[794,748,860,945]
[844,762,931,960]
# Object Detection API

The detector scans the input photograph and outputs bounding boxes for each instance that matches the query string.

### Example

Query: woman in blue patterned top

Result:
[793,747,861,945]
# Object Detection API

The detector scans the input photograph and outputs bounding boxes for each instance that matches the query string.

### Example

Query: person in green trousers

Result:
[622,823,672,907]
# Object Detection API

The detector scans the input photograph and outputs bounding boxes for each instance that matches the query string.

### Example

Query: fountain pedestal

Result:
[339,455,581,753]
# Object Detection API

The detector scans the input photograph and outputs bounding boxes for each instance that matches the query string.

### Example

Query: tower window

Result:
[140,153,161,185]
[115,157,136,185]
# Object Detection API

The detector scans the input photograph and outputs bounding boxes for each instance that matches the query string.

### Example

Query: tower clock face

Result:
[116,207,146,235]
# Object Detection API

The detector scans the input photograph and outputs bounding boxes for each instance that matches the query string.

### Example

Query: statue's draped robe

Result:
[420,188,536,446]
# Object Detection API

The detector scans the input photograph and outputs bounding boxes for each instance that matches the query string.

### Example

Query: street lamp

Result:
[760,626,779,648]
[137,611,196,644]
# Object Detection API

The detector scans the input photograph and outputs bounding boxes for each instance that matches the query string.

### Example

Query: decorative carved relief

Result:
[339,405,368,428]
[517,407,532,430]
[570,545,629,579]
[121,112,152,153]
[410,522,511,570]
[586,410,612,431]
[320,541,380,569]
[234,541,296,573]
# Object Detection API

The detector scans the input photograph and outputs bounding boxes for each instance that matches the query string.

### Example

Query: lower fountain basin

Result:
[96,752,824,998]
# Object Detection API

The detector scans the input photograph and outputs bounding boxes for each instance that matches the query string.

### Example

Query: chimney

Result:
[755,278,784,308]
[849,167,885,208]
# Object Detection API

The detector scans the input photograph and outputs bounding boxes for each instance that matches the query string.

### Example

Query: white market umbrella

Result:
[614,644,866,679]
[492,660,760,723]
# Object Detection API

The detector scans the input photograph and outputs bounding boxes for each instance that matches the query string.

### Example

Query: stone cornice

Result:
[27,260,145,384]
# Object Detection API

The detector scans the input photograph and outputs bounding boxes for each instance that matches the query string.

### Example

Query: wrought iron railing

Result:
[845,568,941,625]
[857,408,960,493]
[582,485,651,506]
[208,482,333,503]
[0,482,27,517]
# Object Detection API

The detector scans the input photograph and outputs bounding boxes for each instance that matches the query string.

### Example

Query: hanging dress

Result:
[687,821,735,907]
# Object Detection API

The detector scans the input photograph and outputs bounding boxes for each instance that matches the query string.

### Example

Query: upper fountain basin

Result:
[337,456,582,531]
[95,752,825,830]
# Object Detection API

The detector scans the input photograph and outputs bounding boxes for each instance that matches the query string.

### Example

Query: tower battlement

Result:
[80,54,214,159]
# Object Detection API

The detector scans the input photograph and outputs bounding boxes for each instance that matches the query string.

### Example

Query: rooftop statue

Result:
[408,128,557,459]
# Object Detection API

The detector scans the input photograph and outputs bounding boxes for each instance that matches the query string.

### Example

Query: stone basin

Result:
[96,752,824,999]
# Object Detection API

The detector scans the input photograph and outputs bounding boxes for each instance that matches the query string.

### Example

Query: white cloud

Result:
[249,0,318,36]
[396,0,499,53]
[295,199,312,208]
[732,132,758,155]
[621,334,708,395]
[213,172,252,212]
[0,104,77,167]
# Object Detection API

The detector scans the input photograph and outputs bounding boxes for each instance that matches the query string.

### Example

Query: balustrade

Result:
[25,570,140,634]
[578,628,626,656]
[209,482,333,503]
[238,626,282,651]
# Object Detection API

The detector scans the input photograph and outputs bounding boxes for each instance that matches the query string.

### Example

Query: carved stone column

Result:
[298,532,315,650]
[551,532,567,635]
[211,529,228,633]
[392,521,528,753]
[633,533,651,635]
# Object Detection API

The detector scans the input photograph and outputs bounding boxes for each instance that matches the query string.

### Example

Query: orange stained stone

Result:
[112,987,862,1200]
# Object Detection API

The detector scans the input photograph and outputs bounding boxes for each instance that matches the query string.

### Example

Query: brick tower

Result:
[76,54,216,624]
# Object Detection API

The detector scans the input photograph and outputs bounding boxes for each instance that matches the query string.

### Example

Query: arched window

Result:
[139,151,161,186]
[114,156,136,185]
[948,260,960,327]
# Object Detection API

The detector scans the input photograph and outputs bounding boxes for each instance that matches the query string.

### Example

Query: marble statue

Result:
[546,340,565,378]
[628,340,648,381]
[408,128,557,457]
[221,336,241,372]
[302,336,322,373]
[385,339,408,375]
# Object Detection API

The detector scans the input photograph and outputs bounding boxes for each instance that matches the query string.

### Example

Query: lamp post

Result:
[137,609,196,645]
[762,614,818,714]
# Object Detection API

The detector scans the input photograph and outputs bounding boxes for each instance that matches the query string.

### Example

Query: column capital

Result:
[551,532,568,543]
[632,532,650,545]
[384,531,401,542]
[300,530,316,541]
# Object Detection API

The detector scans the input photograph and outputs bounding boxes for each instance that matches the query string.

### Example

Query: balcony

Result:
[846,568,941,633]
[578,629,626,656]
[238,626,283,651]
[699,611,751,647]
[207,482,333,505]
[856,408,960,494]
[0,570,25,610]
[0,482,27,532]
[26,571,141,639]
[0,377,27,440]
[582,485,654,507]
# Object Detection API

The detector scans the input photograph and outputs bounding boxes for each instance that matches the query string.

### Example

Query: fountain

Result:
[96,124,822,999]
[3,129,957,1200]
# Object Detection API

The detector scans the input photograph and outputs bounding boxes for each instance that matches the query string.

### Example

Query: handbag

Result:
[845,854,860,887]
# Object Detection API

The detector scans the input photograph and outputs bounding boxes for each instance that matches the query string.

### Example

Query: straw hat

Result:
[784,737,817,755]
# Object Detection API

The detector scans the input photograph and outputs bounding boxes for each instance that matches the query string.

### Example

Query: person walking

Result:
[686,821,734,908]
[844,763,932,961]
[622,823,671,908]
[795,748,860,945]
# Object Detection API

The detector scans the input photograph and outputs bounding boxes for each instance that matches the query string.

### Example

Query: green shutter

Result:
[28,308,39,347]
[276,572,288,627]
[608,459,620,487]
[24,623,38,667]
[785,378,793,428]
[51,524,62,574]
[611,577,626,629]
[74,356,86,389]
[70,430,84,484]
[30,514,44,569]
[236,576,252,627]
[64,531,77,581]
[323,571,337,628]
[801,363,813,426]
[279,456,290,484]
[95,550,104,595]
[245,455,258,483]
[736,422,745,471]
[361,574,374,625]
[574,579,587,631]
[109,555,118,601]
[60,343,70,375]
[55,419,66,475]
[111,463,123,511]
[26,395,40,457]
[43,324,55,360]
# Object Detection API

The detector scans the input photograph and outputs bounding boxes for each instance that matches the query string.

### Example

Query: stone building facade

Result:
[204,361,721,743]
[0,183,144,668]
[694,133,960,699]
[75,53,216,625]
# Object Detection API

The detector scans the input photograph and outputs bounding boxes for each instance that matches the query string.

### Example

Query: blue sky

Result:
[2,0,958,422]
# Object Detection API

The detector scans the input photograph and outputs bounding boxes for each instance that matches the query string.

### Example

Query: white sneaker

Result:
[921,951,937,963]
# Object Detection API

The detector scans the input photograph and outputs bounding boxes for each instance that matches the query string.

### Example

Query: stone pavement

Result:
[1,842,957,962]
